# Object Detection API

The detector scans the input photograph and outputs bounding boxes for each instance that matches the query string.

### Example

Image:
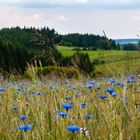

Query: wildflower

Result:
[86,84,93,89]
[109,78,115,83]
[111,93,118,97]
[32,91,36,95]
[80,128,89,136]
[67,125,80,132]
[12,105,18,110]
[24,92,28,95]
[17,88,21,92]
[99,95,107,99]
[62,104,73,111]
[56,89,59,93]
[64,80,69,84]
[37,92,42,96]
[58,112,67,117]
[130,75,135,79]
[19,124,32,131]
[75,93,79,97]
[0,87,5,91]
[20,116,27,121]
[85,114,92,119]
[106,88,114,94]
[80,103,87,108]
[90,80,96,84]
[120,83,124,87]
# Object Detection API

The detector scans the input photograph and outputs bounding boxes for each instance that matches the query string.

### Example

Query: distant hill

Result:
[115,39,140,45]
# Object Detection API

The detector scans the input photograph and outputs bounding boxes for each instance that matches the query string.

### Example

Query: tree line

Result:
[59,33,119,50]
[0,27,95,74]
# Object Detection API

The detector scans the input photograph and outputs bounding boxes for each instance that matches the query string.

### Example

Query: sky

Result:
[1,0,140,39]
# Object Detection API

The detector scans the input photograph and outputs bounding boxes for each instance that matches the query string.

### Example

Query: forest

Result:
[0,27,118,74]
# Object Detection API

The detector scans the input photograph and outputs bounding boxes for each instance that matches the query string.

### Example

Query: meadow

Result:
[57,46,140,76]
[0,75,140,140]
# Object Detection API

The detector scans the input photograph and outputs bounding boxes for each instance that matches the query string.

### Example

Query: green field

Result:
[57,46,140,76]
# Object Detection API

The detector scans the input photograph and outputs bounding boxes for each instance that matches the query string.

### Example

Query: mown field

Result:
[57,46,140,76]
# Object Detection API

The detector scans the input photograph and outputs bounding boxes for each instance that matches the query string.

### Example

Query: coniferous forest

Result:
[0,27,118,74]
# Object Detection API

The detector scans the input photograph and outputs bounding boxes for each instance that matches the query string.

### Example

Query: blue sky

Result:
[1,0,140,38]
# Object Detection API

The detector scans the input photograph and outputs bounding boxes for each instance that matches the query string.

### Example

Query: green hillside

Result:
[57,46,140,76]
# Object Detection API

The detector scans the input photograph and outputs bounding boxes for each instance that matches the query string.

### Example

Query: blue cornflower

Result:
[67,125,80,132]
[50,85,53,89]
[37,92,42,96]
[64,80,69,84]
[115,82,121,86]
[106,88,114,94]
[75,93,79,97]
[56,89,59,93]
[17,88,21,92]
[127,79,135,83]
[80,103,87,108]
[111,93,118,97]
[62,104,73,111]
[99,95,107,99]
[90,80,96,84]
[120,83,124,87]
[12,105,18,110]
[86,84,93,89]
[20,116,27,121]
[32,91,36,95]
[109,78,115,83]
[24,92,28,95]
[0,87,5,91]
[130,75,135,79]
[85,114,92,119]
[58,112,67,117]
[19,124,32,131]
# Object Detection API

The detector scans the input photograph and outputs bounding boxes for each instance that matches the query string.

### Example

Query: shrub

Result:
[25,66,80,79]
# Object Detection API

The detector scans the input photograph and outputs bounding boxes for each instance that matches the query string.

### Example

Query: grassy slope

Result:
[57,46,140,76]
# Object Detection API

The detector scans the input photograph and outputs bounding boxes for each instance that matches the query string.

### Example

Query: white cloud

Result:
[1,2,140,39]
[1,0,140,8]
[98,0,138,4]
[12,13,42,21]
[47,0,88,4]
[2,0,88,5]
[58,14,68,21]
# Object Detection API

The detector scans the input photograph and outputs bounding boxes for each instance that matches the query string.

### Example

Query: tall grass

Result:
[0,72,140,139]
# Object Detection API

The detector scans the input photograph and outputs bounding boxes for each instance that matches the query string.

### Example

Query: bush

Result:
[36,66,80,79]
[83,48,87,51]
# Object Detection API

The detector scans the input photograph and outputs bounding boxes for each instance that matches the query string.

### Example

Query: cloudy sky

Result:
[1,0,140,39]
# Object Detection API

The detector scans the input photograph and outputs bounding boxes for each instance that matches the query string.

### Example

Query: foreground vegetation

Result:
[0,74,140,139]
